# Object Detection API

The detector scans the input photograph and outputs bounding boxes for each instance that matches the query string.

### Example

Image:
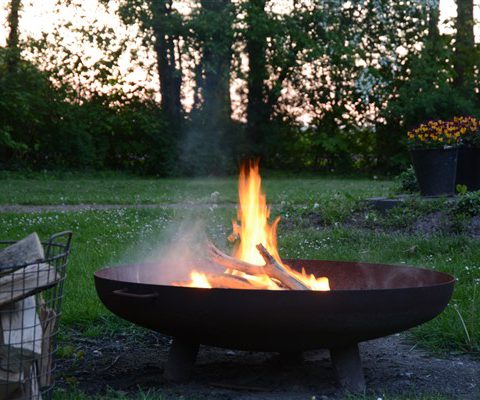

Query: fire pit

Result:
[94,162,454,391]
[95,260,453,391]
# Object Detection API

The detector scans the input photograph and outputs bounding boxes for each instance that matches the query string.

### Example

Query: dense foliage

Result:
[0,48,175,174]
[1,0,479,175]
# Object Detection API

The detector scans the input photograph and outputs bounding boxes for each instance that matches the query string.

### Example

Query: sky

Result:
[2,0,479,45]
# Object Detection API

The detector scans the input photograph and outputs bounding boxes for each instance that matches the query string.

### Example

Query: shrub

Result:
[452,191,480,216]
[394,166,419,194]
[0,49,175,175]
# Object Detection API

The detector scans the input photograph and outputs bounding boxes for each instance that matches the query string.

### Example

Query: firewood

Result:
[0,233,47,399]
[0,299,44,399]
[37,296,56,387]
[206,240,309,290]
[0,263,60,307]
[206,241,264,276]
[0,233,44,276]
[256,244,309,290]
[9,363,42,400]
[0,296,42,363]
[0,368,23,399]
[207,274,261,290]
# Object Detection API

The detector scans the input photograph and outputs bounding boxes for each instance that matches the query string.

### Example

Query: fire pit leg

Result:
[329,343,366,393]
[164,338,200,382]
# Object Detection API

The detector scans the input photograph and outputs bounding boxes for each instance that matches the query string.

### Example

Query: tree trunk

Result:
[178,0,233,175]
[453,0,475,90]
[200,0,232,128]
[245,0,268,155]
[151,0,182,128]
[6,0,21,73]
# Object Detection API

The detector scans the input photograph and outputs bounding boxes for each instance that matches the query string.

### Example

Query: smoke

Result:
[117,218,227,286]
[142,220,208,284]
[178,123,237,176]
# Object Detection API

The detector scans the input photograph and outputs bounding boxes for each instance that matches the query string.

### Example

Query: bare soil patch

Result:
[292,210,480,238]
[56,330,480,399]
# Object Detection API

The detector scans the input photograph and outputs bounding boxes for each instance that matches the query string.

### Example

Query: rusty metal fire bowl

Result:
[94,259,454,392]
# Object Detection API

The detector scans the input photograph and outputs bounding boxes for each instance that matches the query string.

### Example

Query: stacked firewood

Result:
[0,234,60,400]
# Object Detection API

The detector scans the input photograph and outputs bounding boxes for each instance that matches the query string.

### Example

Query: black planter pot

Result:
[456,146,480,191]
[410,147,458,197]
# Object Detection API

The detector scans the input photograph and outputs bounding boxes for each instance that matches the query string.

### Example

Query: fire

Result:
[292,269,331,291]
[232,162,281,266]
[180,161,330,291]
[185,271,212,289]
[231,161,329,291]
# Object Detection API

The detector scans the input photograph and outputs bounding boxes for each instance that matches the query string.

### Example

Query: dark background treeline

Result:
[0,0,479,176]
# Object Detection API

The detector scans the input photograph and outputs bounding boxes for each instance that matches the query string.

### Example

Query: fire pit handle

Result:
[113,289,158,300]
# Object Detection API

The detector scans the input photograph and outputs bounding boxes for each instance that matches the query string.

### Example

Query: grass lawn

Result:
[0,172,392,205]
[0,174,478,399]
[1,206,477,352]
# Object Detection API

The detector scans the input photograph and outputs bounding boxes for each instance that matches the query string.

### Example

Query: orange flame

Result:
[232,161,330,291]
[185,271,212,289]
[232,161,282,266]
[179,161,330,291]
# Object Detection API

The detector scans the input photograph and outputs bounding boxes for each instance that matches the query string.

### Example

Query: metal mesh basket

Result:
[0,231,72,400]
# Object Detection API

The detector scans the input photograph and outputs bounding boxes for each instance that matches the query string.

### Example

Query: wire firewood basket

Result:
[0,231,72,400]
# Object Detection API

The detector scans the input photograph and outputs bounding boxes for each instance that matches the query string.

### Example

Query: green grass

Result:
[0,174,392,205]
[0,175,477,399]
[0,205,478,354]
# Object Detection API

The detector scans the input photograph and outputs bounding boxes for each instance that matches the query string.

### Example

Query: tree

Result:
[244,0,268,155]
[197,0,232,123]
[6,0,21,73]
[178,0,235,175]
[241,1,309,159]
[453,0,476,92]
[108,0,185,126]
[150,0,183,128]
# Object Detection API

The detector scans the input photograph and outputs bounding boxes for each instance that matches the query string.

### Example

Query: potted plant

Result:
[455,116,480,191]
[407,120,461,196]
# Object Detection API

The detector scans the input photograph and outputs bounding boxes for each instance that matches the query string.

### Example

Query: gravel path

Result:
[0,203,236,213]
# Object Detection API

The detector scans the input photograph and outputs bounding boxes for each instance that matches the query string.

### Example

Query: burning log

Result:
[255,244,309,290]
[207,274,257,290]
[206,241,264,276]
[205,240,309,291]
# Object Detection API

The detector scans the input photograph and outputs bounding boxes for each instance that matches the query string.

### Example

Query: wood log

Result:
[0,233,44,276]
[9,363,42,400]
[0,368,23,400]
[37,296,56,387]
[0,296,42,363]
[206,240,309,290]
[0,233,46,400]
[0,296,49,399]
[255,244,309,290]
[207,274,260,290]
[206,241,265,276]
[0,263,60,307]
